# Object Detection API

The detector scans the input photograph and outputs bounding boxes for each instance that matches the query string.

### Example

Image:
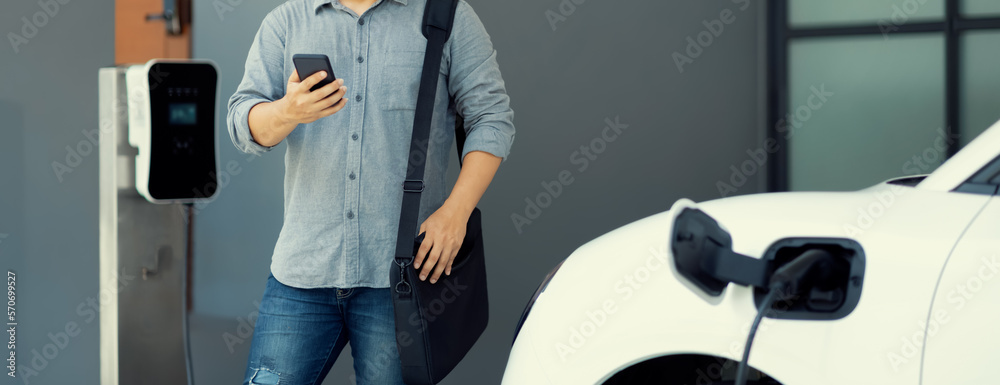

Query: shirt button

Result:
[349,172,356,180]
[358,19,365,25]
[347,211,354,219]
[355,95,362,102]
[351,133,358,141]
[357,56,364,63]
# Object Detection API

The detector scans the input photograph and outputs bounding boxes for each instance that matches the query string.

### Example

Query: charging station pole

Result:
[98,67,193,385]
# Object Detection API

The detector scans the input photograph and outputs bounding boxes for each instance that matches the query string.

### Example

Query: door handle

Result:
[145,0,187,36]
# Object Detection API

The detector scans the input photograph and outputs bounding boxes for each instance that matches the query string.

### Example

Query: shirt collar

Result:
[313,0,408,13]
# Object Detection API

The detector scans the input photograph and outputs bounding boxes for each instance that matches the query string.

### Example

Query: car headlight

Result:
[512,259,566,345]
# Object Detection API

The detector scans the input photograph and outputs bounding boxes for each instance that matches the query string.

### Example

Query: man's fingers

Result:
[317,86,346,109]
[316,97,347,118]
[282,72,347,124]
[413,223,428,269]
[309,80,343,103]
[429,250,450,284]
[414,237,432,269]
[446,252,455,276]
[420,247,442,281]
[311,83,346,119]
[299,71,328,92]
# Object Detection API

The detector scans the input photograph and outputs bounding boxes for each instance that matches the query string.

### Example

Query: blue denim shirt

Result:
[227,0,514,289]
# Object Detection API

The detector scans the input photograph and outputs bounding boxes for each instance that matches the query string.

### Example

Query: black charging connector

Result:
[670,209,865,384]
[768,249,835,301]
[734,249,837,385]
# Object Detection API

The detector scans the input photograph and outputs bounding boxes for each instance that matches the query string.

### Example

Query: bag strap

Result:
[455,115,466,166]
[394,0,461,266]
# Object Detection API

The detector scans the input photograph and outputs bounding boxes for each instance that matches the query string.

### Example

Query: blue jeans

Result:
[243,274,405,385]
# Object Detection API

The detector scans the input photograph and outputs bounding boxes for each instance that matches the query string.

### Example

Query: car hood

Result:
[509,181,991,385]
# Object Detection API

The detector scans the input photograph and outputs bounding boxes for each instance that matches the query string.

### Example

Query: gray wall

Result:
[0,0,115,384]
[191,0,765,384]
[0,0,763,384]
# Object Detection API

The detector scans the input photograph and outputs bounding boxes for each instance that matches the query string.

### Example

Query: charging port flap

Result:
[753,238,866,321]
[671,208,772,296]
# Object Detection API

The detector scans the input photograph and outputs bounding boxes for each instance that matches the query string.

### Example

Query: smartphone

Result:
[292,54,336,92]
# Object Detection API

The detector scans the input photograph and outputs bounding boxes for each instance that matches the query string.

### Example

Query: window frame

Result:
[767,0,1000,192]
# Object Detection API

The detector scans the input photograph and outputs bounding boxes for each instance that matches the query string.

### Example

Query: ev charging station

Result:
[98,60,219,385]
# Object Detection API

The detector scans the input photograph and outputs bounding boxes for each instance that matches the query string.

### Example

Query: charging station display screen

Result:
[147,63,218,201]
[168,103,197,126]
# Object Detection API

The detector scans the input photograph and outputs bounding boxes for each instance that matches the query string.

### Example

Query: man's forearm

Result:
[248,100,297,147]
[444,151,502,215]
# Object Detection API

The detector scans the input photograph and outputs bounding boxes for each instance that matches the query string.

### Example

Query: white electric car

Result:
[503,120,1000,385]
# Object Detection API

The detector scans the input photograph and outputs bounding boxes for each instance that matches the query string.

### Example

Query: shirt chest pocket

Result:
[377,50,425,111]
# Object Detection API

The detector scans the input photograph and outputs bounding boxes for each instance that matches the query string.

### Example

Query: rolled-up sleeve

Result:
[447,1,515,161]
[227,10,287,156]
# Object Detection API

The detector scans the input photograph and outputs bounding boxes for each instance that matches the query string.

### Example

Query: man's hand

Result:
[247,70,348,147]
[412,151,502,284]
[414,201,472,284]
[277,69,347,125]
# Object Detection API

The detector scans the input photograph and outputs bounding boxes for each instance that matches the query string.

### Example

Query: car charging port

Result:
[670,208,865,319]
[670,209,866,385]
[753,239,865,321]
[735,242,864,385]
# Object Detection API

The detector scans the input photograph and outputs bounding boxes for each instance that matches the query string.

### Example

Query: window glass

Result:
[788,35,946,191]
[963,0,1000,17]
[790,0,944,28]
[961,31,1000,146]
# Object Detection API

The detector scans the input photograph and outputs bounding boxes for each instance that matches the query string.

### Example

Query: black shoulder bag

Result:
[391,0,489,384]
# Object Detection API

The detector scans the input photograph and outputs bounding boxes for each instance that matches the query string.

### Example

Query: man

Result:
[226,0,514,383]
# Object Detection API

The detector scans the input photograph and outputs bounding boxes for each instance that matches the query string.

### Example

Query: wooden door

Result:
[116,0,191,64]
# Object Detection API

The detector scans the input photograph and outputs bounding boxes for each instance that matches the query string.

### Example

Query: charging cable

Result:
[734,249,834,385]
